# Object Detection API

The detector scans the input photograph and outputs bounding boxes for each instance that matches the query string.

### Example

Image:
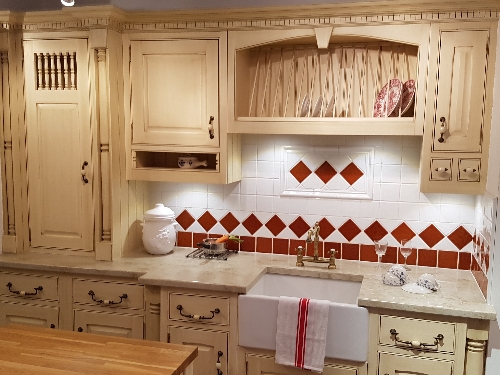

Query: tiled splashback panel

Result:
[152,135,478,269]
[472,194,494,298]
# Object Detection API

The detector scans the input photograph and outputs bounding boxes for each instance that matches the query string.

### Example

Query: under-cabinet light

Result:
[61,0,75,6]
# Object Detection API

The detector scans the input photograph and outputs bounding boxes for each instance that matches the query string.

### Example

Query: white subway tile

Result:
[401,164,419,184]
[242,144,258,161]
[240,195,257,212]
[177,191,194,208]
[341,200,362,218]
[441,193,476,205]
[379,201,399,220]
[223,194,240,211]
[380,183,401,202]
[420,192,441,204]
[242,160,257,178]
[160,191,178,207]
[207,192,224,209]
[192,183,208,192]
[240,178,257,195]
[191,192,208,209]
[256,195,274,212]
[257,161,275,178]
[400,184,420,203]
[257,139,276,161]
[289,198,311,215]
[224,182,240,195]
[381,165,401,183]
[381,147,402,165]
[256,178,274,195]
[439,204,462,223]
[359,200,380,218]
[401,147,421,165]
[419,203,440,222]
[398,202,420,221]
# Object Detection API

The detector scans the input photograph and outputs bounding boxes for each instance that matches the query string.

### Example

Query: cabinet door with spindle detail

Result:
[23,38,93,253]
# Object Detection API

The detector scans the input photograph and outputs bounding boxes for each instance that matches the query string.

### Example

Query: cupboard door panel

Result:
[168,326,227,375]
[24,39,93,252]
[0,301,58,328]
[432,30,489,152]
[131,39,219,147]
[378,352,453,375]
[73,310,144,339]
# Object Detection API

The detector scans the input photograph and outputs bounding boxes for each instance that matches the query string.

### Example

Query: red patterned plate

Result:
[390,79,415,117]
[373,78,402,118]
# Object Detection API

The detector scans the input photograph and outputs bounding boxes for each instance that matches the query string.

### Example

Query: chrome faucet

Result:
[296,221,337,269]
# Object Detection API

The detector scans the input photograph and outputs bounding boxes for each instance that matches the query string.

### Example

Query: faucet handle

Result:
[328,248,338,269]
[296,246,305,267]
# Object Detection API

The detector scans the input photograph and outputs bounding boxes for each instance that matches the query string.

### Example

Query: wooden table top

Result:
[0,324,197,374]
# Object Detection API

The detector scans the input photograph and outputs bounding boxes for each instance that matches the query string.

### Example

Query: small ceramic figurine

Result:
[178,156,208,169]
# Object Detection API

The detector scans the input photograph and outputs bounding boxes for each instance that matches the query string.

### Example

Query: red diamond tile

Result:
[364,221,388,242]
[289,216,311,238]
[266,215,287,236]
[340,162,364,185]
[338,219,362,242]
[242,214,263,235]
[197,211,217,232]
[447,226,473,250]
[318,218,335,239]
[219,212,240,233]
[419,224,444,248]
[290,161,312,183]
[176,210,196,230]
[391,223,416,244]
[314,162,337,184]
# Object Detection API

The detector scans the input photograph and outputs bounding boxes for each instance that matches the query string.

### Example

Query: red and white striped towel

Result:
[275,296,329,372]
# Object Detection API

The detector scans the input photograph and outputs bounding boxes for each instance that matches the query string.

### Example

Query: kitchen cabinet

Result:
[72,277,146,339]
[368,309,489,375]
[160,287,238,375]
[245,352,366,375]
[23,37,94,253]
[420,22,497,194]
[124,32,241,184]
[169,326,228,375]
[228,24,429,136]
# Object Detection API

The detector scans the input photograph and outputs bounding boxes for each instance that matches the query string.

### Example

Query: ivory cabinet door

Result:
[168,326,227,375]
[73,310,144,339]
[430,28,490,153]
[378,352,453,375]
[23,39,93,252]
[130,39,220,147]
[0,301,58,329]
[246,353,360,375]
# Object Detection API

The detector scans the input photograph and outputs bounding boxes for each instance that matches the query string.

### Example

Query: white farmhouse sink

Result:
[238,273,369,362]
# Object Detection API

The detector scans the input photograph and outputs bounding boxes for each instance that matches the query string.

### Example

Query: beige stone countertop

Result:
[0,247,495,320]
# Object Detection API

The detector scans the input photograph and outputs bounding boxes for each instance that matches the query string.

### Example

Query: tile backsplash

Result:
[152,134,478,269]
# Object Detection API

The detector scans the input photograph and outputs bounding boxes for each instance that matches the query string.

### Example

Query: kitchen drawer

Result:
[169,292,229,326]
[74,310,144,339]
[73,279,144,310]
[379,315,456,354]
[0,300,59,328]
[0,271,58,301]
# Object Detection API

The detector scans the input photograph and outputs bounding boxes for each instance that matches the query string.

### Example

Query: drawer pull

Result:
[6,282,43,296]
[390,328,444,350]
[88,290,128,305]
[216,350,223,375]
[176,304,220,320]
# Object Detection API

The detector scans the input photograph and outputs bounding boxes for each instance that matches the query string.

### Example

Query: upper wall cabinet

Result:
[124,31,241,184]
[420,22,497,194]
[228,24,430,135]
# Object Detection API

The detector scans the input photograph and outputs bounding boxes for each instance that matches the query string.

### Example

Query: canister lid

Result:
[144,203,175,220]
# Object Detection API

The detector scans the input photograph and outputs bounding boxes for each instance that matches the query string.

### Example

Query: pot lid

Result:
[144,204,175,219]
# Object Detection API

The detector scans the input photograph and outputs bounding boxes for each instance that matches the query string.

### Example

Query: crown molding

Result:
[0,0,498,31]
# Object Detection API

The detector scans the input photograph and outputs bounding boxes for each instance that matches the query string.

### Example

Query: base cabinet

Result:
[74,310,144,339]
[245,353,364,375]
[169,326,228,375]
[378,352,453,375]
[0,301,58,328]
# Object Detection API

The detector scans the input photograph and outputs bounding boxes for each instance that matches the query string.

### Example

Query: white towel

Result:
[275,296,329,372]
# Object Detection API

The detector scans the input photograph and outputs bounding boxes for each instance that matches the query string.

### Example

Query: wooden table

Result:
[0,324,197,374]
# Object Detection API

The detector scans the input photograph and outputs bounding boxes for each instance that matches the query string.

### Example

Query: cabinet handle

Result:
[208,116,215,139]
[176,304,220,320]
[6,282,43,296]
[438,116,446,143]
[390,328,444,350]
[81,161,89,183]
[78,327,83,332]
[88,290,128,305]
[216,350,223,375]
[463,168,477,173]
[50,324,55,329]
[434,167,449,173]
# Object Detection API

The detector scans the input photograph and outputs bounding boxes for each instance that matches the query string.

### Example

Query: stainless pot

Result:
[197,238,227,255]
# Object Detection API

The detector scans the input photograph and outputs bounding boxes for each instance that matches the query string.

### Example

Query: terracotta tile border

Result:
[176,232,473,271]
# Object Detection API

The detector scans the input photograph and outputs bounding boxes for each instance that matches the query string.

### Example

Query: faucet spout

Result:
[307,221,320,260]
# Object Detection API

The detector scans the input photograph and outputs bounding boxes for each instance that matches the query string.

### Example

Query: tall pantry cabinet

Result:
[0,15,146,260]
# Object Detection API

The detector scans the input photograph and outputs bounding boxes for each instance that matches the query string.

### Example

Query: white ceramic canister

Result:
[142,204,178,255]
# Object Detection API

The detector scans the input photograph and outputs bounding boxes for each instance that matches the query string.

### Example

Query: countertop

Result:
[0,324,197,374]
[0,247,496,320]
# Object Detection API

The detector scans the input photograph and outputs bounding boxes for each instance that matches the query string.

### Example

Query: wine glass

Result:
[400,239,412,270]
[374,239,388,268]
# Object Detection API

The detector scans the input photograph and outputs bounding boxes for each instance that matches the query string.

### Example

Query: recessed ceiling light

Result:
[61,0,75,6]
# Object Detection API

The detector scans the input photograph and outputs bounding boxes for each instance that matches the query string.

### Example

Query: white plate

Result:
[401,282,433,294]
[312,97,323,117]
[299,95,310,117]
